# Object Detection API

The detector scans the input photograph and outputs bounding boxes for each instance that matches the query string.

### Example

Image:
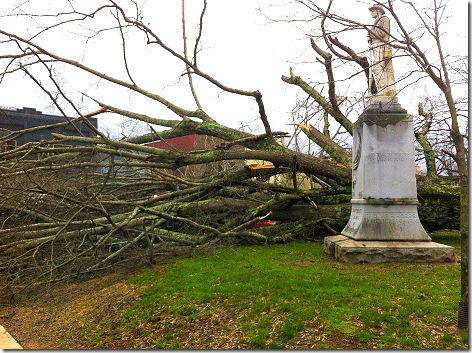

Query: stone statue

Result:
[368,4,396,97]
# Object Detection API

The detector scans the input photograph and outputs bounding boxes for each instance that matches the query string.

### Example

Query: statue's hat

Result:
[368,4,385,14]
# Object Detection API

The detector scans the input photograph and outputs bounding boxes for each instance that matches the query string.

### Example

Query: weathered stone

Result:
[366,95,398,105]
[324,234,348,258]
[368,6,396,97]
[342,199,430,241]
[324,235,456,263]
[343,102,430,242]
[326,100,455,263]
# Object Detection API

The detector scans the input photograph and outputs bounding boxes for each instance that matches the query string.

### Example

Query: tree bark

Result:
[416,102,438,178]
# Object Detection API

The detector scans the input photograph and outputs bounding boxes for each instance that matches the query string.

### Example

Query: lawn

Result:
[76,231,467,349]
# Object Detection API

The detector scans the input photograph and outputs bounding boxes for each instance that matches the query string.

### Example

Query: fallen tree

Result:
[0,0,463,299]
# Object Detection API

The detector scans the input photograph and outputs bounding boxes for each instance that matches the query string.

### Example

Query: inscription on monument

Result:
[364,212,417,223]
[366,152,409,162]
[344,207,364,234]
[343,224,358,234]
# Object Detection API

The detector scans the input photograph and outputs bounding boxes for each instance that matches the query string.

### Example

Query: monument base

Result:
[324,235,456,264]
[366,95,398,105]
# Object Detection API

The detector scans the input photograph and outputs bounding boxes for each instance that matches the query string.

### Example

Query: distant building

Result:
[144,134,221,152]
[142,135,315,188]
[0,106,98,151]
[144,135,242,178]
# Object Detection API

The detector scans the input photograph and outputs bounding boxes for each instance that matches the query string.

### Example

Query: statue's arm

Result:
[372,17,390,41]
[380,17,390,38]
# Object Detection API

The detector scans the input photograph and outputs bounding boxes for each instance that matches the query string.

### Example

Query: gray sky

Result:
[0,0,468,140]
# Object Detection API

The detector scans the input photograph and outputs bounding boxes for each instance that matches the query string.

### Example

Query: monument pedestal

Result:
[324,235,455,263]
[325,98,455,263]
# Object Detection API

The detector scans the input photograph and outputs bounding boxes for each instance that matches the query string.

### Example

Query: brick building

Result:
[0,106,98,151]
[144,134,243,178]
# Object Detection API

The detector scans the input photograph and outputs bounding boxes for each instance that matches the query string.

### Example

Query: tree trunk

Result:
[416,134,438,178]
[443,90,468,313]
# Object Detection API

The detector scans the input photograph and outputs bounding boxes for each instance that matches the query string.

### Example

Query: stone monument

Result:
[324,5,455,263]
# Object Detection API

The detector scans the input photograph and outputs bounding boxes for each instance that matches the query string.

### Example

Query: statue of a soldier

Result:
[368,4,396,97]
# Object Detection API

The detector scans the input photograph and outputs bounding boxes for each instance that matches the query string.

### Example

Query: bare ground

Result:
[0,266,358,349]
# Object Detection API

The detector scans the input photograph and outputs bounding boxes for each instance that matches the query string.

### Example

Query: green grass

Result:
[154,330,182,349]
[80,325,104,348]
[430,230,462,257]
[430,230,461,246]
[82,232,467,349]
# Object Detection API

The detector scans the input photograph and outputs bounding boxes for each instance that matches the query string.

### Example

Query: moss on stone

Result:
[354,114,408,128]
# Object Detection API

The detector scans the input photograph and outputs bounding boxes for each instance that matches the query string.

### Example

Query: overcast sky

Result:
[0,0,468,139]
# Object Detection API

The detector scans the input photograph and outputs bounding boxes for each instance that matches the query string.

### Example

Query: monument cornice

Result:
[355,102,409,128]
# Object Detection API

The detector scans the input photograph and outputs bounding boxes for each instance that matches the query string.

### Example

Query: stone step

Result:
[324,235,456,263]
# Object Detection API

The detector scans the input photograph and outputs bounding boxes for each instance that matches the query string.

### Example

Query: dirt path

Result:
[0,272,144,349]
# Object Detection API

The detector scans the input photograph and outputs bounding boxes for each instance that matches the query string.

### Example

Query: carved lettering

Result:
[366,152,409,162]
[344,224,358,234]
[364,212,417,222]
